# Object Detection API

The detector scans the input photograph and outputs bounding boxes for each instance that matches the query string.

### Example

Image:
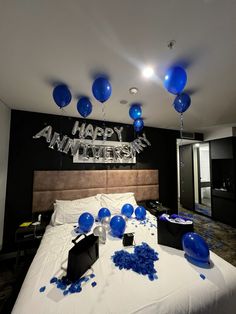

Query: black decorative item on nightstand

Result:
[145,200,171,217]
[15,223,46,268]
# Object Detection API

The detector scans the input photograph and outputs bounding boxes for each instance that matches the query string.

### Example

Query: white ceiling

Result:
[0,0,236,132]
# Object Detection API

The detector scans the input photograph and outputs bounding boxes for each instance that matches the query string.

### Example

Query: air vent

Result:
[181,132,195,139]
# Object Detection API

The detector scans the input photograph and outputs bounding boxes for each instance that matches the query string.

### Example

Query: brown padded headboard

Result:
[32,169,159,212]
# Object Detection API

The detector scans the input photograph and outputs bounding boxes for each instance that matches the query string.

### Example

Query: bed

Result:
[12,170,236,314]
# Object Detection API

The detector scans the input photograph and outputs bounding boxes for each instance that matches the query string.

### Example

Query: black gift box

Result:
[67,233,99,282]
[123,233,134,246]
[157,218,194,250]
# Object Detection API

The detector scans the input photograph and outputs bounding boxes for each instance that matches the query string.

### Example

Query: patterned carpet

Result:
[179,207,236,267]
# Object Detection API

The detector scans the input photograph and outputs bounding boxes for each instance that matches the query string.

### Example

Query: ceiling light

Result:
[142,66,154,78]
[129,87,139,95]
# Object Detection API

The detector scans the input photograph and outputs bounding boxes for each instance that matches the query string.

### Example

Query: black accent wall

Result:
[3,110,203,251]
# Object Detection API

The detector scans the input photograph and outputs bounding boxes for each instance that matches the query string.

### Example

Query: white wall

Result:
[0,102,11,250]
[204,127,233,141]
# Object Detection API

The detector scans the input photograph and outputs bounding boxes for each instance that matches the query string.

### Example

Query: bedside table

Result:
[15,223,46,268]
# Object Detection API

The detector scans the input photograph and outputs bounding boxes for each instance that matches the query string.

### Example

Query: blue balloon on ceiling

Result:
[135,206,146,220]
[77,97,92,118]
[173,93,191,113]
[78,212,94,233]
[98,207,111,222]
[121,203,134,218]
[52,84,72,108]
[110,215,126,238]
[92,77,112,103]
[163,66,187,95]
[133,118,144,132]
[129,104,142,120]
[182,232,210,267]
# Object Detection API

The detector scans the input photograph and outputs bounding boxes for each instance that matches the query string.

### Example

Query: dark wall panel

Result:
[3,110,202,251]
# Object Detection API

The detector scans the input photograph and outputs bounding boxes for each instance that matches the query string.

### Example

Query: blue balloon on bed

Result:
[182,232,210,266]
[135,206,146,220]
[78,212,94,233]
[98,207,111,221]
[121,203,134,218]
[110,215,126,238]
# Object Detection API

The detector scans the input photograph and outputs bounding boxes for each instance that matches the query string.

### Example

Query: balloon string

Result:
[180,113,184,145]
[180,113,184,169]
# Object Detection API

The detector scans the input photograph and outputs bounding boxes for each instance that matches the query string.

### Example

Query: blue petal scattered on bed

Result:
[47,274,97,296]
[112,242,159,280]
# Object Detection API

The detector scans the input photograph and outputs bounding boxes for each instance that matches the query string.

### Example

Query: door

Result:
[179,144,194,210]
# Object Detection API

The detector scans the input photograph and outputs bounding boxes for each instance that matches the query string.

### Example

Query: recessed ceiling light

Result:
[142,66,154,78]
[129,87,139,95]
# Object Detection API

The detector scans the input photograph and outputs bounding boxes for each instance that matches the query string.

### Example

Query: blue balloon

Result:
[135,206,146,220]
[133,118,144,132]
[121,203,134,218]
[92,77,112,103]
[164,66,187,95]
[77,97,92,118]
[182,232,210,266]
[78,212,94,233]
[52,84,72,108]
[98,207,111,221]
[129,104,142,120]
[110,215,126,238]
[173,93,191,113]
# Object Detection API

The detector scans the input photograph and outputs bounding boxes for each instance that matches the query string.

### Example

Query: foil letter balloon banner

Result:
[173,93,191,113]
[133,118,144,132]
[121,204,134,218]
[163,66,187,95]
[129,104,142,120]
[182,232,210,266]
[92,77,112,103]
[52,84,72,108]
[114,127,123,142]
[77,97,92,118]
[135,206,146,220]
[33,125,52,143]
[98,208,111,221]
[78,212,94,233]
[110,215,126,238]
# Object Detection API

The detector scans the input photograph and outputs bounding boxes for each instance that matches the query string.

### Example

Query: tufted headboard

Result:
[32,169,159,212]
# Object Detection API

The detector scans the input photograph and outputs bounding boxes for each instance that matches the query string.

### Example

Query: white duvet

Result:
[12,212,236,314]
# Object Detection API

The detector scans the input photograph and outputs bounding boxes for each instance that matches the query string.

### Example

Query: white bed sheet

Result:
[12,212,236,314]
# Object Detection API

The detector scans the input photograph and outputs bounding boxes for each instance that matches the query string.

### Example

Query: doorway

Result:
[194,142,212,216]
[177,140,212,217]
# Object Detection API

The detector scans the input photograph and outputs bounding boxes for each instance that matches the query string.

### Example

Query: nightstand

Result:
[15,223,46,268]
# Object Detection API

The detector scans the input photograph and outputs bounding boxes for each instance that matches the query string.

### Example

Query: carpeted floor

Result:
[179,206,236,267]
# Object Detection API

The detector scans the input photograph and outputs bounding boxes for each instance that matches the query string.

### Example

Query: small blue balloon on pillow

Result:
[121,203,134,218]
[110,215,126,238]
[98,207,111,221]
[135,206,146,220]
[78,212,94,233]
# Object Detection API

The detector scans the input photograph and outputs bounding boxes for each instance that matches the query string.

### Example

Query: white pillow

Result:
[98,193,138,215]
[51,196,101,226]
